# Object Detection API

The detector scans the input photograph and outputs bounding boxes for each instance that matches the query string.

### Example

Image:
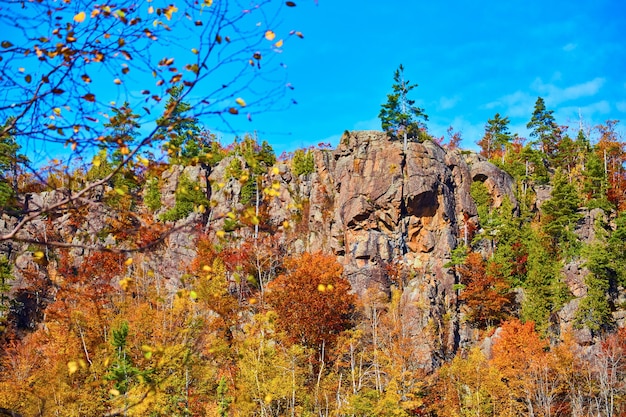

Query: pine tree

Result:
[158,85,203,164]
[541,169,582,258]
[521,231,570,334]
[379,64,428,148]
[527,97,561,157]
[0,118,26,213]
[478,113,513,162]
[576,241,614,332]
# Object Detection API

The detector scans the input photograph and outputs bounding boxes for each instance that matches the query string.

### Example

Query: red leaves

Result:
[458,252,513,328]
[267,252,355,349]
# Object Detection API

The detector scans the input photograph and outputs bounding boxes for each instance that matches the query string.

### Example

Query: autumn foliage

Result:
[267,252,355,349]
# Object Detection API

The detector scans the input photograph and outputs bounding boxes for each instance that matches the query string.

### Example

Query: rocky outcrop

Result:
[190,130,517,367]
[1,130,519,368]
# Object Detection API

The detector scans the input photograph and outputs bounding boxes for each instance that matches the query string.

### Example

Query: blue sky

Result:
[3,0,625,162]
[236,0,626,154]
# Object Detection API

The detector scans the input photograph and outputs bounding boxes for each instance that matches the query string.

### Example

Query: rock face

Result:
[1,131,519,369]
[195,131,516,367]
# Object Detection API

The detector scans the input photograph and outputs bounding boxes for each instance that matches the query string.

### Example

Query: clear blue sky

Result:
[235,0,626,154]
[4,0,625,162]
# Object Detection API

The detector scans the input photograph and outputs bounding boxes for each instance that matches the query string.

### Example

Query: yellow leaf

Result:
[204,0,213,6]
[141,345,153,352]
[113,78,122,85]
[197,204,206,213]
[235,97,246,107]
[326,284,334,291]
[67,361,79,375]
[125,258,133,266]
[148,5,154,13]
[109,389,120,396]
[317,284,326,292]
[119,277,133,291]
[274,39,283,48]
[163,5,178,20]
[227,211,236,220]
[33,251,44,260]
[216,230,226,238]
[189,290,198,300]
[93,155,101,167]
[202,265,212,272]
[73,11,86,23]
[272,182,280,190]
[264,30,276,41]
[272,166,280,175]
[191,48,198,54]
[114,188,126,195]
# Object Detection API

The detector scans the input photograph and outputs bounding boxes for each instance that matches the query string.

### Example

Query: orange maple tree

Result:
[266,252,355,350]
[458,252,513,328]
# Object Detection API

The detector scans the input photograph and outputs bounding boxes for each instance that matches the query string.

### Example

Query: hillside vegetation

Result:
[1,99,626,416]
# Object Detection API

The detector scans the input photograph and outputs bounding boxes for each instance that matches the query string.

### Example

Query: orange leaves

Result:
[267,252,355,348]
[458,252,513,328]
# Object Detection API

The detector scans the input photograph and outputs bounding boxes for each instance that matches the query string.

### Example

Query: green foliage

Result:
[0,256,12,333]
[226,134,276,205]
[145,177,162,213]
[609,211,626,286]
[541,169,582,258]
[527,96,561,157]
[105,321,151,394]
[158,85,203,165]
[478,113,513,161]
[470,181,492,222]
[292,148,315,176]
[217,376,232,417]
[575,241,614,332]
[582,149,611,209]
[160,174,208,222]
[379,64,428,141]
[521,231,570,334]
[0,118,26,212]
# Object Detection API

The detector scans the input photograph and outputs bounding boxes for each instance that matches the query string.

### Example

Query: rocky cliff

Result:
[180,130,517,366]
[7,130,599,368]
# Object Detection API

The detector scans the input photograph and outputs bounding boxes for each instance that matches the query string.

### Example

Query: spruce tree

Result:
[0,119,25,213]
[541,169,582,258]
[158,85,203,164]
[527,97,561,157]
[478,113,513,162]
[379,64,428,149]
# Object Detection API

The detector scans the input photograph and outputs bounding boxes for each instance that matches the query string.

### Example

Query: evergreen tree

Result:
[0,118,26,213]
[527,97,561,157]
[158,85,203,164]
[576,241,614,333]
[477,113,513,162]
[541,169,582,258]
[521,231,570,334]
[379,64,428,148]
[608,211,626,287]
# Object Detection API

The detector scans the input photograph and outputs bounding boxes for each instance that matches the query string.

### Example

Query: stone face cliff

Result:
[0,131,520,367]
[197,130,516,366]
